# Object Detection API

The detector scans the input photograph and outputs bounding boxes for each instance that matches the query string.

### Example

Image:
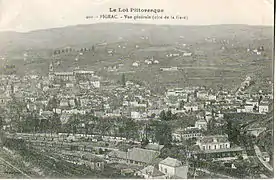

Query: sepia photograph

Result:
[0,0,274,179]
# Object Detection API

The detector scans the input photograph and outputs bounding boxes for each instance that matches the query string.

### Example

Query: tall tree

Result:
[0,116,3,130]
[160,110,166,121]
[121,74,126,87]
[50,113,61,134]
[166,110,172,120]
[179,100,185,109]
[155,121,172,146]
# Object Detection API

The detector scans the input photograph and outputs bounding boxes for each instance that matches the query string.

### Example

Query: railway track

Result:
[0,156,31,178]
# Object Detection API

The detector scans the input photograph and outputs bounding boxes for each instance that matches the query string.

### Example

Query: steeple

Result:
[49,62,54,72]
[48,62,54,81]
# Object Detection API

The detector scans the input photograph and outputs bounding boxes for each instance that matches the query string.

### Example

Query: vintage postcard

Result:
[0,0,274,179]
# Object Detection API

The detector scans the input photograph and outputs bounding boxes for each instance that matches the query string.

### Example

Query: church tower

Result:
[49,62,54,72]
[48,62,54,81]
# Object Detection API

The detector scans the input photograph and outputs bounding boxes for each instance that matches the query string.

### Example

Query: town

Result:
[0,23,273,179]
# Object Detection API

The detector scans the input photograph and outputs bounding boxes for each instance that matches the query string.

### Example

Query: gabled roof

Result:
[159,157,182,167]
[199,135,229,144]
[127,148,160,164]
[108,150,127,159]
[144,143,164,151]
[82,153,104,162]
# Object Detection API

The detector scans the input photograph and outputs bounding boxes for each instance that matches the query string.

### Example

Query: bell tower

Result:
[48,62,54,81]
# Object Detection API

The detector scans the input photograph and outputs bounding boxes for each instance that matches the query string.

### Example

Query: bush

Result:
[98,148,104,154]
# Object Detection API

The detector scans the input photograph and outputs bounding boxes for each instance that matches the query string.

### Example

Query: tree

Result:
[8,98,26,132]
[50,113,61,134]
[160,110,166,121]
[179,100,185,109]
[160,110,174,121]
[92,45,95,52]
[155,121,172,146]
[47,95,58,111]
[226,119,240,144]
[166,110,172,120]
[121,74,126,87]
[98,148,104,154]
[150,113,156,118]
[141,138,149,147]
[0,116,3,130]
[123,119,139,140]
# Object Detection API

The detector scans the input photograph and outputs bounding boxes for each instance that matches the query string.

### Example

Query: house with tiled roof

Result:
[127,148,160,166]
[195,119,207,130]
[107,150,127,163]
[259,103,270,114]
[144,143,164,152]
[158,157,188,179]
[172,127,203,142]
[196,135,230,151]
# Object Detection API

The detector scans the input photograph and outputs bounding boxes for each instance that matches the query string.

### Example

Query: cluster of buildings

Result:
[107,144,188,179]
[1,62,272,134]
[0,57,273,178]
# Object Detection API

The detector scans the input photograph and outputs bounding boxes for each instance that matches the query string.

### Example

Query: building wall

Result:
[200,142,230,150]
[131,111,141,119]
[127,159,144,166]
[259,105,269,113]
[159,164,175,177]
[172,133,181,141]
[175,165,188,179]
[182,133,202,140]
[195,121,207,130]
[92,81,100,88]
[244,105,254,112]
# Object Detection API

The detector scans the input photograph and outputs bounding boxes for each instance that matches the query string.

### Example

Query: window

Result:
[208,145,211,150]
[214,145,216,149]
[220,145,223,149]
[203,146,206,150]
[165,168,167,173]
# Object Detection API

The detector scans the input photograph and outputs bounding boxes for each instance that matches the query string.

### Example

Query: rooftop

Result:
[195,147,244,154]
[159,157,182,167]
[198,135,229,144]
[108,150,127,159]
[127,148,160,164]
[144,143,164,151]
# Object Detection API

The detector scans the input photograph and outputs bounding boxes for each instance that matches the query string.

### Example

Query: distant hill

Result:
[0,23,273,52]
[0,23,273,93]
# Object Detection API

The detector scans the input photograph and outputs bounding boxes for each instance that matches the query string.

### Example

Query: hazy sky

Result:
[0,0,273,32]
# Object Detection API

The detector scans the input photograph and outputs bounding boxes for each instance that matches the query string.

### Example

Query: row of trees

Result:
[9,109,174,146]
[63,114,139,140]
[159,110,177,121]
[9,111,140,141]
[14,112,62,134]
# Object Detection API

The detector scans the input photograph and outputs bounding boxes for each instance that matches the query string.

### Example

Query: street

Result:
[254,145,273,172]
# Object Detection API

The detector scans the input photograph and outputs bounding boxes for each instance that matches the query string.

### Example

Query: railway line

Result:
[0,149,31,178]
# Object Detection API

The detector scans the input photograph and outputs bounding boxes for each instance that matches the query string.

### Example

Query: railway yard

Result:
[0,132,139,178]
